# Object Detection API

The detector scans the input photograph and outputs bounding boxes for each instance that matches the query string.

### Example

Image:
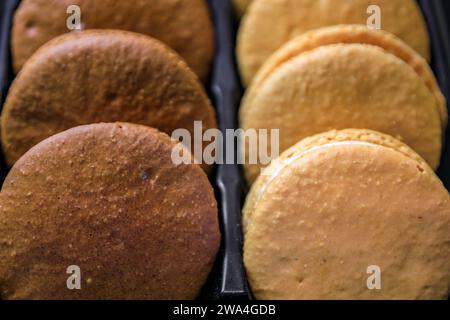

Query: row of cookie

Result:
[0,27,220,299]
[1,2,221,299]
[235,1,450,299]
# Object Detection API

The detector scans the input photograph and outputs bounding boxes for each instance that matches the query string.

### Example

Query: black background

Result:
[445,1,450,29]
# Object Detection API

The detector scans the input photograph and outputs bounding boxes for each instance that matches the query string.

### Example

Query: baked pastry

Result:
[243,129,450,299]
[243,129,428,233]
[250,25,446,129]
[12,0,214,81]
[0,122,220,300]
[1,30,217,170]
[237,0,430,85]
[240,43,442,184]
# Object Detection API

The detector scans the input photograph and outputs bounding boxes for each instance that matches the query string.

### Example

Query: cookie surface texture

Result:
[2,30,217,170]
[243,129,450,300]
[237,0,430,85]
[0,123,220,300]
[12,0,214,81]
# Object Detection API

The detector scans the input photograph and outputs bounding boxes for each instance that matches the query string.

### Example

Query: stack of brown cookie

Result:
[0,0,220,300]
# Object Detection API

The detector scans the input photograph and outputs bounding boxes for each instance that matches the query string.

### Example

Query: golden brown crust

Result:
[248,25,446,128]
[12,0,214,81]
[2,30,217,171]
[240,44,442,184]
[243,132,450,300]
[237,0,430,85]
[0,122,220,300]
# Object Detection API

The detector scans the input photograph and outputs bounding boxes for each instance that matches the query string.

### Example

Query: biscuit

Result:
[237,0,430,85]
[243,129,429,234]
[0,123,220,300]
[250,25,447,128]
[243,129,450,299]
[1,30,217,170]
[12,0,214,81]
[240,44,442,184]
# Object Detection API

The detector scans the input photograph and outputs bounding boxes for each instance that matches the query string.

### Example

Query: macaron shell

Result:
[240,44,441,184]
[237,0,430,85]
[1,30,217,171]
[242,129,432,233]
[0,123,220,300]
[248,25,446,128]
[244,142,450,299]
[12,0,214,81]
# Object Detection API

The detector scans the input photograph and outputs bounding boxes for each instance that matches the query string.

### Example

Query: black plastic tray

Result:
[0,0,449,301]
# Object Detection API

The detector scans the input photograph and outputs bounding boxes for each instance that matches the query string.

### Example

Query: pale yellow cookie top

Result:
[243,129,431,234]
[237,0,430,85]
[248,25,446,128]
[240,44,441,184]
[243,133,450,300]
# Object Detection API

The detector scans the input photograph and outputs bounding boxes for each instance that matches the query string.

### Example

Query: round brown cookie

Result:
[12,0,214,81]
[240,44,442,184]
[1,30,216,171]
[243,130,450,300]
[0,123,220,300]
[249,25,447,128]
[237,0,430,86]
[242,129,429,234]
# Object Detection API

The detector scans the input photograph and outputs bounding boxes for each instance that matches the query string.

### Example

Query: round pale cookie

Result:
[240,44,442,184]
[1,30,216,170]
[237,0,430,85]
[249,25,447,128]
[242,129,429,234]
[243,130,450,300]
[0,123,220,300]
[12,0,214,81]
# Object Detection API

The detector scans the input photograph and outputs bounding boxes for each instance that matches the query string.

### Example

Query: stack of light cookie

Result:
[240,24,445,184]
[0,0,220,300]
[244,129,450,300]
[238,1,450,300]
[237,0,430,85]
